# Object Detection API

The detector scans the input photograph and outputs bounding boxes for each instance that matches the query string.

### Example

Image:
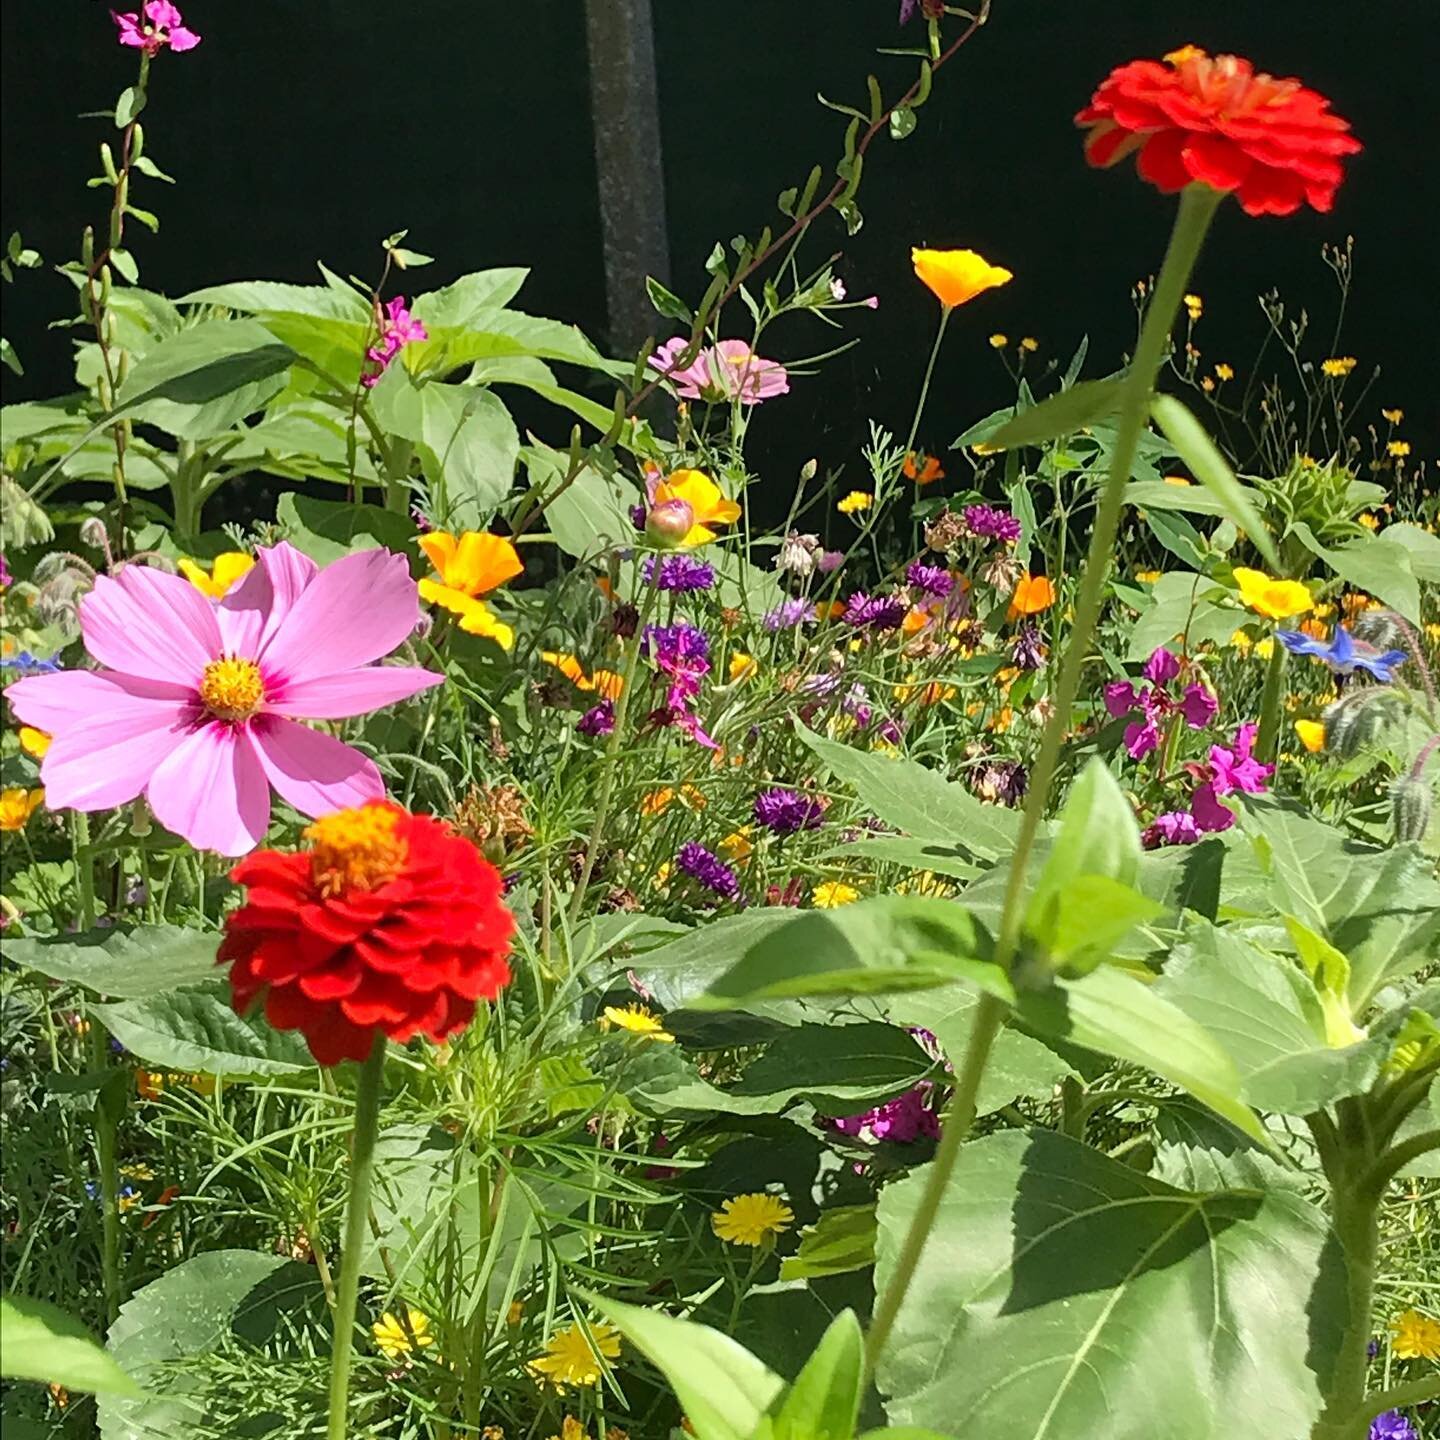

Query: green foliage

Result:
[0,1294,142,1397]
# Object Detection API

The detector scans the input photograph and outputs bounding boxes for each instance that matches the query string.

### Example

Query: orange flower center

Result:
[199,657,265,721]
[305,804,407,897]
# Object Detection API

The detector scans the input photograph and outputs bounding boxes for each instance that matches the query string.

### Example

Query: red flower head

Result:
[1076,45,1361,216]
[219,802,514,1065]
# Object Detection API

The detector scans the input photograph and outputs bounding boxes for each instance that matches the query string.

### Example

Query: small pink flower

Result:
[6,544,442,856]
[1207,722,1273,796]
[112,0,201,56]
[362,296,428,388]
[648,337,789,405]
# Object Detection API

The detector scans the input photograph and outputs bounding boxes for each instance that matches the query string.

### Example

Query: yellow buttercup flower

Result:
[837,491,873,515]
[1294,719,1325,753]
[729,652,758,682]
[650,469,741,547]
[372,1308,435,1361]
[1390,1309,1440,1361]
[0,788,44,831]
[988,332,1008,349]
[1214,363,1234,381]
[177,551,254,599]
[17,726,50,759]
[602,1003,674,1043]
[1388,440,1411,458]
[911,248,1013,309]
[530,1321,621,1388]
[1381,407,1404,424]
[1357,512,1379,530]
[719,828,753,861]
[1183,293,1203,320]
[1233,567,1312,620]
[711,1193,794,1246]
[1020,336,1038,352]
[1321,356,1357,377]
[418,530,522,649]
[812,881,860,908]
[1135,570,1162,584]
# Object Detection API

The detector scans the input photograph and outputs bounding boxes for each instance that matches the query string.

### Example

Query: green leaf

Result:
[987,379,1122,450]
[1152,1098,1309,1193]
[1125,479,1269,519]
[0,1295,141,1396]
[586,1293,784,1440]
[1,925,218,997]
[874,1130,1343,1440]
[1026,759,1139,918]
[179,279,369,319]
[524,443,638,558]
[1291,522,1422,625]
[469,355,615,429]
[780,1205,877,1281]
[821,835,979,883]
[1125,568,1237,660]
[646,276,693,323]
[275,491,416,565]
[771,1309,864,1440]
[409,268,530,327]
[1149,395,1280,569]
[92,985,314,1077]
[795,726,1021,862]
[889,105,917,140]
[115,86,146,127]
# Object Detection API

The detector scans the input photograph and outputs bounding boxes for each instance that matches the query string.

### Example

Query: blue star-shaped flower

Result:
[1277,625,1407,682]
[0,651,62,675]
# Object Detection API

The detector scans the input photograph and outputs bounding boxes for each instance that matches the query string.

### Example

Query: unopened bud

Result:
[1351,608,1405,651]
[1391,776,1433,844]
[799,458,818,483]
[130,799,153,838]
[78,517,110,550]
[644,498,695,550]
[1325,693,1392,760]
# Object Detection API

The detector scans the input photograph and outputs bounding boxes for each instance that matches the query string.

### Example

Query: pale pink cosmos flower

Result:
[113,0,201,55]
[648,337,789,405]
[5,543,441,856]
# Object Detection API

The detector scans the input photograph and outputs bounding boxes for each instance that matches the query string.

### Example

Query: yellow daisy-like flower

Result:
[546,1420,589,1440]
[418,530,523,650]
[1381,407,1404,424]
[602,1003,674,1043]
[177,551,255,600]
[988,332,1008,349]
[1294,719,1325,753]
[812,881,860,908]
[711,1192,794,1246]
[1183,293,1203,320]
[1228,629,1254,653]
[1233,567,1313,620]
[1135,570,1162,584]
[17,725,50,759]
[1019,336,1038,352]
[911,248,1013,309]
[1357,512,1380,530]
[728,652,758,682]
[1321,356,1357,377]
[719,828,754,861]
[530,1321,621,1388]
[1214,363,1234,381]
[1388,440,1411,458]
[837,491,873,515]
[650,469,742,547]
[0,787,44,831]
[372,1308,435,1361]
[1391,1308,1440,1362]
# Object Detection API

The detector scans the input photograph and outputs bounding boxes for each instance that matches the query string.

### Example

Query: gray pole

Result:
[584,0,670,357]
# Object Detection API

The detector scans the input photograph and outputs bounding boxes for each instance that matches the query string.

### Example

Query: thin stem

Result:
[1355,1128,1440,1199]
[1345,1374,1440,1429]
[326,1035,387,1440]
[902,306,952,463]
[1255,633,1288,764]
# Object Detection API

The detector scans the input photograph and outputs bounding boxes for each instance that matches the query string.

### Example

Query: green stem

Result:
[1312,1182,1380,1440]
[902,305,952,463]
[1255,632,1288,763]
[326,1035,387,1440]
[1345,1375,1440,1430]
[993,183,1222,967]
[91,1029,124,1328]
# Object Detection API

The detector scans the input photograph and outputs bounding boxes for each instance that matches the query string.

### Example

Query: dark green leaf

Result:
[2,925,218,998]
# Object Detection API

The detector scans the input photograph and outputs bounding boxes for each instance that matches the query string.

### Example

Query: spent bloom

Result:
[219,801,514,1065]
[649,337,789,405]
[1077,46,1361,215]
[1278,625,1407,682]
[113,0,200,55]
[362,296,428,387]
[911,248,1014,309]
[711,1193,794,1246]
[776,531,822,577]
[753,787,826,835]
[6,544,442,856]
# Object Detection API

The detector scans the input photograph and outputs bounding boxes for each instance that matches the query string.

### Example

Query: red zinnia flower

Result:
[1076,45,1361,216]
[219,802,514,1065]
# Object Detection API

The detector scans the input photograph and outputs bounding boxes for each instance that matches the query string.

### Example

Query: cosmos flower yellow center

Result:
[304,804,407,896]
[198,657,265,721]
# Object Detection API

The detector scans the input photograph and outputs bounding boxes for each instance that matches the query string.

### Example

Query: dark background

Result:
[3,1,1436,513]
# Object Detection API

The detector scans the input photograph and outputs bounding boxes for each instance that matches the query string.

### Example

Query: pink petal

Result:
[147,722,272,856]
[267,665,442,720]
[257,548,420,684]
[166,23,200,49]
[81,565,221,687]
[4,668,193,737]
[249,715,384,818]
[218,542,317,657]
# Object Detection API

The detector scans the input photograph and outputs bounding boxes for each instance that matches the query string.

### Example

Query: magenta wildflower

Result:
[1106,650,1217,760]
[649,337,789,405]
[113,0,200,55]
[833,1085,940,1143]
[1143,810,1203,848]
[361,297,428,388]
[577,701,615,737]
[1209,722,1273,796]
[675,842,741,903]
[754,787,826,835]
[906,561,954,597]
[962,504,1022,544]
[641,554,715,593]
[843,592,908,631]
[641,623,710,671]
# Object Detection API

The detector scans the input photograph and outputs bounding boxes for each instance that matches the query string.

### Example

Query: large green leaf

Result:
[1151,1099,1310,1193]
[770,1308,864,1440]
[2,925,218,998]
[780,1205,878,1281]
[874,1131,1343,1440]
[987,379,1122,449]
[275,491,417,565]
[1292,522,1422,624]
[524,443,638,558]
[410,268,530,328]
[0,1295,141,1396]
[795,727,1021,862]
[471,355,615,429]
[1126,569,1237,660]
[179,279,368,319]
[93,985,313,1077]
[410,309,609,374]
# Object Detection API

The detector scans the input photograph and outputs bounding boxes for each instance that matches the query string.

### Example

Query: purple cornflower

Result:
[577,701,615,737]
[0,652,62,675]
[1012,623,1046,671]
[962,504,1022,544]
[676,842,741,903]
[754,787,826,834]
[843,592,908,631]
[641,623,710,670]
[641,554,715,593]
[1369,1413,1418,1440]
[763,598,816,631]
[906,560,954,598]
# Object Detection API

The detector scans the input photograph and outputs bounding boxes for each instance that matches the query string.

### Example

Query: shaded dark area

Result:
[3,1,1435,527]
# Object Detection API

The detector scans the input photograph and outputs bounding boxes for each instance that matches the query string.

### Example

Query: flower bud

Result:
[1391,776,1432,844]
[1351,608,1405,651]
[78,517,110,551]
[644,498,695,550]
[799,458,818,483]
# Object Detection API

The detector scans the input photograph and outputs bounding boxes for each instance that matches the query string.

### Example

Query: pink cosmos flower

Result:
[5,544,441,856]
[113,0,201,55]
[362,297,428,388]
[648,337,789,405]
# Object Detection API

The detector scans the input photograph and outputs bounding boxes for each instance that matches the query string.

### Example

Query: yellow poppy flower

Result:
[1294,719,1325,753]
[17,726,50,759]
[530,1321,621,1388]
[0,788,44,831]
[812,881,860,908]
[601,1003,674,1043]
[911,248,1013,309]
[650,469,741,547]
[1214,363,1234,381]
[177,552,254,599]
[418,530,522,648]
[372,1308,435,1361]
[1232,567,1312,620]
[711,1193,794,1246]
[1388,440,1411,458]
[1381,408,1403,424]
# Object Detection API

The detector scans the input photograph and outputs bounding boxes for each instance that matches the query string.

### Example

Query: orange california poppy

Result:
[903,452,945,485]
[1008,574,1055,618]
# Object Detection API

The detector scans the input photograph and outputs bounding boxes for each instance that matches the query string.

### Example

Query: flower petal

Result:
[147,722,272,856]
[80,566,221,686]
[248,715,384,818]
[220,541,318,657]
[268,665,442,719]
[4,668,192,736]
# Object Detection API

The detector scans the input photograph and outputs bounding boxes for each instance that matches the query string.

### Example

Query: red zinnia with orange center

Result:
[219,801,514,1065]
[1076,45,1360,216]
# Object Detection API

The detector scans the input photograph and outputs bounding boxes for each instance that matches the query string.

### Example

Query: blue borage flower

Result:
[0,652,62,675]
[1277,625,1406,682]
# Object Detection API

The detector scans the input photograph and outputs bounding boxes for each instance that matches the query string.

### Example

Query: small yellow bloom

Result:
[530,1321,621,1388]
[837,491,873,515]
[1020,336,1038,352]
[711,1192,794,1246]
[1214,363,1234,381]
[1294,719,1325,753]
[1381,407,1404,424]
[1390,1309,1440,1362]
[988,332,1008,349]
[177,551,255,599]
[972,441,1001,456]
[651,469,742,547]
[1165,44,1205,66]
[1357,512,1380,530]
[506,1300,524,1327]
[640,787,675,817]
[1200,376,1215,392]
[17,726,50,759]
[0,788,44,831]
[893,680,956,707]
[1233,567,1312,620]
[372,1308,435,1361]
[911,247,1013,309]
[1387,440,1411,458]
[1183,293,1203,320]
[1321,356,1357,377]
[719,828,753,861]
[601,1003,674,1043]
[728,652,758,682]
[812,881,860,908]
[1135,570,1162,584]
[484,1428,507,1440]
[1163,474,1192,487]
[1254,637,1275,660]
[546,1420,589,1440]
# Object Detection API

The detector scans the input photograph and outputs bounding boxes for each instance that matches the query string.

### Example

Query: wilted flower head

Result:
[776,532,821,577]
[1011,623,1047,671]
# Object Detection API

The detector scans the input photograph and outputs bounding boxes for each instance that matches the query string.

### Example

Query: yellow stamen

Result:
[199,657,265,721]
[305,803,407,896]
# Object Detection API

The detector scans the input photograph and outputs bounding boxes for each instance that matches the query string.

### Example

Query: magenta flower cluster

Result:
[361,297,428,389]
[833,1084,941,1143]
[113,0,200,55]
[641,623,715,749]
[1105,647,1218,760]
[962,505,1022,544]
[843,592,908,632]
[1144,722,1275,847]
